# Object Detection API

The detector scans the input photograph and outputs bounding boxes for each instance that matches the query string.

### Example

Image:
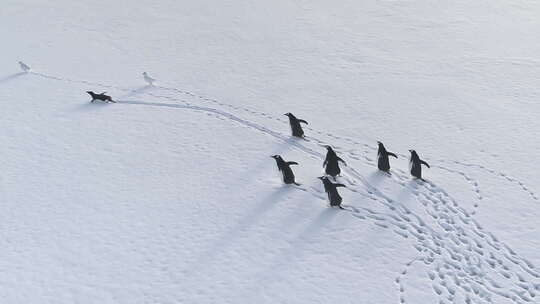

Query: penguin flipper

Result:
[421,160,430,168]
[298,119,308,124]
[287,161,299,165]
[335,184,346,188]
[388,152,398,158]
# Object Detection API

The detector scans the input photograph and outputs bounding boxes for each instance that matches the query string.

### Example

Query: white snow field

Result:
[1,1,540,303]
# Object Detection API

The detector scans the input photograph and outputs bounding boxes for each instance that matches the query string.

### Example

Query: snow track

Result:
[23,70,540,304]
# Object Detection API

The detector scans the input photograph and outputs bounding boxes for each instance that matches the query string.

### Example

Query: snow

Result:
[1,1,540,303]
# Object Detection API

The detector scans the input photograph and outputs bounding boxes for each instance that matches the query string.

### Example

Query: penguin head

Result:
[325,145,334,152]
[270,155,282,160]
[409,150,417,157]
[86,91,94,95]
[377,141,384,148]
[317,176,326,181]
[143,72,147,76]
[284,112,298,119]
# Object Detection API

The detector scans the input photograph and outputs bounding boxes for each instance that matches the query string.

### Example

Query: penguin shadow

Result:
[248,208,339,290]
[71,100,112,112]
[287,135,312,144]
[288,205,339,243]
[367,170,389,188]
[395,179,421,205]
[182,185,294,276]
[0,72,26,84]
[118,85,153,99]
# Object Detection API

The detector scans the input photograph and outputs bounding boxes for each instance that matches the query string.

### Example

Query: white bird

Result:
[19,61,31,72]
[142,72,156,86]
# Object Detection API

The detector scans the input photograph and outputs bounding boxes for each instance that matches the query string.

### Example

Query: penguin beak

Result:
[317,176,324,180]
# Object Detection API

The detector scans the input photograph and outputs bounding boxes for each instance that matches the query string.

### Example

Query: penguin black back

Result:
[318,176,346,208]
[409,150,430,179]
[377,141,397,172]
[271,155,300,185]
[284,113,308,138]
[87,91,115,103]
[323,146,346,177]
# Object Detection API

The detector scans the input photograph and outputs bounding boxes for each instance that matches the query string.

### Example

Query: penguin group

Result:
[16,61,431,210]
[273,113,431,209]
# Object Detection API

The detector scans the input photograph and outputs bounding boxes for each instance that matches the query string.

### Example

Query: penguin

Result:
[409,150,430,179]
[271,155,300,185]
[143,72,156,86]
[318,176,346,208]
[18,61,31,73]
[323,146,346,178]
[284,113,308,138]
[377,141,398,172]
[86,91,116,103]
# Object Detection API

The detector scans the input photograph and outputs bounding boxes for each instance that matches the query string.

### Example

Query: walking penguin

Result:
[318,176,346,208]
[377,141,398,173]
[87,91,116,103]
[271,155,300,185]
[409,150,430,179]
[284,113,308,138]
[323,146,346,178]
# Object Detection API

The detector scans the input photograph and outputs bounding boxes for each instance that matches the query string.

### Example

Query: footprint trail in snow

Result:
[25,70,540,304]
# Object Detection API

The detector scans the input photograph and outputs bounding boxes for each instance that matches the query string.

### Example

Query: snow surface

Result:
[1,1,540,303]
